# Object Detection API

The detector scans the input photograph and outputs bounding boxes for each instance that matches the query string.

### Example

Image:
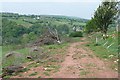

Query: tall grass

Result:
[85,28,118,59]
[0,46,2,75]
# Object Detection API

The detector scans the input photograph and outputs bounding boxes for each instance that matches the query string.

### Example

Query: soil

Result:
[12,38,118,78]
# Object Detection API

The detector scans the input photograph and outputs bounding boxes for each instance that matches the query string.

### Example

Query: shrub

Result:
[69,31,83,37]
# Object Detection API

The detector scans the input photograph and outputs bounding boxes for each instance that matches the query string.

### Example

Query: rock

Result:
[44,68,47,71]
[73,72,75,74]
[77,65,84,70]
[5,51,22,58]
[33,46,38,51]
[66,54,70,56]
[114,61,117,63]
[117,59,119,62]
[2,65,24,77]
[26,56,33,60]
[73,57,77,60]
[5,52,14,58]
[115,68,118,71]
[31,46,39,52]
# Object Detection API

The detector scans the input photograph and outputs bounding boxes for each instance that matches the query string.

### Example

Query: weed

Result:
[29,72,38,76]
[20,68,30,72]
[88,54,94,58]
[38,76,41,78]
[27,63,40,68]
[80,70,90,75]
[3,75,11,78]
[110,63,118,71]
[43,71,50,76]
[86,63,96,67]
[86,44,90,46]
[44,65,60,72]
[18,74,22,77]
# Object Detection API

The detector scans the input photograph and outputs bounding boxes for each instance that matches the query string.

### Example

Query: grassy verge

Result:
[2,37,81,77]
[2,42,69,67]
[0,46,2,75]
[85,31,118,59]
[84,30,118,71]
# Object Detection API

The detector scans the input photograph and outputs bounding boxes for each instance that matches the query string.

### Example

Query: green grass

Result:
[2,46,30,67]
[85,28,118,59]
[27,62,41,68]
[43,42,69,50]
[2,45,13,54]
[0,46,2,75]
[44,65,60,72]
[9,18,32,27]
[42,42,69,55]
[20,67,30,72]
[80,70,90,75]
[71,37,82,42]
[2,44,27,55]
[16,48,29,56]
[29,72,38,76]
[38,76,41,78]
[86,43,116,59]
[43,71,50,76]
[2,42,69,68]
[85,63,96,67]
[3,75,11,78]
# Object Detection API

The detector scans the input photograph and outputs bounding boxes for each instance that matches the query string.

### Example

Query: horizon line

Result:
[1,11,91,19]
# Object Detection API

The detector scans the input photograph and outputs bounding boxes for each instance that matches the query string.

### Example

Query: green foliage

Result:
[93,1,118,34]
[43,42,69,50]
[85,18,98,33]
[69,31,83,37]
[2,47,29,67]
[28,23,46,36]
[86,29,118,59]
[27,32,37,42]
[3,75,11,78]
[2,18,28,44]
[2,12,87,45]
[57,24,69,35]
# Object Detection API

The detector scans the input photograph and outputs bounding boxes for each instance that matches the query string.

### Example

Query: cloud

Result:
[1,0,119,2]
[0,0,101,2]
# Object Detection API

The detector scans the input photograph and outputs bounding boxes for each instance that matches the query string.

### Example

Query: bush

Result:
[69,31,83,37]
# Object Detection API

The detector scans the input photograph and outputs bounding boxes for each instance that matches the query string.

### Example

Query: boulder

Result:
[2,65,24,77]
[5,52,14,58]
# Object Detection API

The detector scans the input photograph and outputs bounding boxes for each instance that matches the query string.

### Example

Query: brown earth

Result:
[12,38,118,78]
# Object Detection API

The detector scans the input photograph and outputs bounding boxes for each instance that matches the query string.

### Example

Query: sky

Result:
[0,0,102,19]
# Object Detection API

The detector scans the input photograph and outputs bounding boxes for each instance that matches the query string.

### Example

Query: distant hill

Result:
[1,12,88,22]
[2,12,88,45]
[1,12,88,28]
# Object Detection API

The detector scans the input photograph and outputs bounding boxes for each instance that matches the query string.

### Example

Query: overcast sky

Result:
[0,0,102,19]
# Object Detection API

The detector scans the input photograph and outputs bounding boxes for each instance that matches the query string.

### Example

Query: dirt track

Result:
[46,38,118,78]
[12,38,118,78]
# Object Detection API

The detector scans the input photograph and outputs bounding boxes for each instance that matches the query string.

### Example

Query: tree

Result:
[94,1,118,36]
[116,1,120,32]
[85,18,98,33]
[2,18,28,44]
[29,23,45,36]
[28,32,37,41]
[57,24,69,35]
